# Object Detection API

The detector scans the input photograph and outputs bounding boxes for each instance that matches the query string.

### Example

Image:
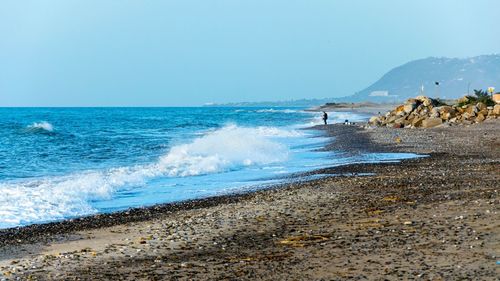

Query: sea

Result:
[0,107,419,229]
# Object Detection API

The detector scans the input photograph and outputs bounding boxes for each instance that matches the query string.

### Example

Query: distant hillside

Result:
[203,98,337,107]
[350,55,500,102]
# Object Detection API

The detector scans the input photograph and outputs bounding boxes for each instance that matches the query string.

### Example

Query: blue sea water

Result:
[0,107,418,229]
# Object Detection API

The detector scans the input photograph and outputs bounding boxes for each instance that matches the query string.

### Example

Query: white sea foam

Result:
[156,125,289,177]
[253,126,304,137]
[234,109,304,114]
[26,121,54,132]
[0,125,295,228]
[255,109,299,113]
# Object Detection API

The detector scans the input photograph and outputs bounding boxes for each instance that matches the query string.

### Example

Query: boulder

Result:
[438,106,456,120]
[411,116,426,127]
[385,115,401,124]
[421,117,442,128]
[462,112,473,120]
[392,123,403,129]
[476,113,485,122]
[369,116,381,125]
[430,107,440,118]
[457,96,470,104]
[416,96,433,107]
[494,104,500,115]
[476,102,487,111]
[493,93,500,104]
[394,116,407,126]
[403,103,417,114]
[464,105,477,115]
[394,105,405,115]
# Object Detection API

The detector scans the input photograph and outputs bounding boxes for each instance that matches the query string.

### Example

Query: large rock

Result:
[394,105,405,115]
[369,116,381,125]
[438,106,456,120]
[464,105,478,115]
[476,113,486,122]
[394,116,408,126]
[457,96,470,104]
[411,116,426,127]
[385,115,400,124]
[403,103,417,114]
[476,102,487,111]
[462,112,473,120]
[493,93,500,104]
[416,96,433,107]
[421,117,442,128]
[430,107,440,118]
[494,104,500,115]
[392,123,403,128]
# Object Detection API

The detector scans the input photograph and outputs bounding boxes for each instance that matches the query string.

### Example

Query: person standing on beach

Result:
[322,111,328,125]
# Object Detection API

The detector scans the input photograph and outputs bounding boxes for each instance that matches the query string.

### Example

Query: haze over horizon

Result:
[1,0,499,106]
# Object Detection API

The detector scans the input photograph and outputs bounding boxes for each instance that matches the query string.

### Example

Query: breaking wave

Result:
[255,109,300,113]
[26,121,54,133]
[0,125,294,228]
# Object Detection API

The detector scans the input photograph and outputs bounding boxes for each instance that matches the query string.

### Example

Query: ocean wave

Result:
[234,109,305,114]
[0,124,295,228]
[253,126,304,137]
[157,125,289,177]
[26,121,54,133]
[255,109,299,113]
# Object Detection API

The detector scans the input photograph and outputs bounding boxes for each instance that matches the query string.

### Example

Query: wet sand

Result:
[1,120,499,280]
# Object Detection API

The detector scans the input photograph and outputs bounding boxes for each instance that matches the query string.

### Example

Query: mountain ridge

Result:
[350,54,500,102]
[205,54,500,106]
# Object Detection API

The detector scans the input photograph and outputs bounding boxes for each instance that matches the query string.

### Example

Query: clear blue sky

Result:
[1,0,499,106]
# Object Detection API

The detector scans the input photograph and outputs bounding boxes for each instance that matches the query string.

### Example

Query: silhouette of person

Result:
[322,111,328,125]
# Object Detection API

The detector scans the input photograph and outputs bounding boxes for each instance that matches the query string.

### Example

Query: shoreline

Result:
[0,121,415,238]
[0,123,419,244]
[1,120,499,279]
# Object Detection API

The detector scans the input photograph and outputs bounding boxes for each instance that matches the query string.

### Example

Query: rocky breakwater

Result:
[369,96,500,128]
